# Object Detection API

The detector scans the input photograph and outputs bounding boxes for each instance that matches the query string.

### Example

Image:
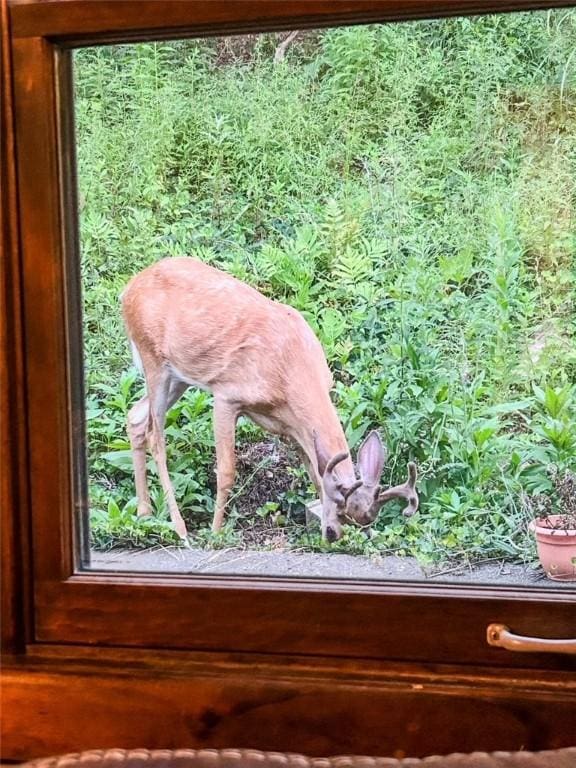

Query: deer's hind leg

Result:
[127,395,153,519]
[128,364,188,538]
[146,371,189,539]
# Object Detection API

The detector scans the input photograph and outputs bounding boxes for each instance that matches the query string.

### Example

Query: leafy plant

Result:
[76,13,576,562]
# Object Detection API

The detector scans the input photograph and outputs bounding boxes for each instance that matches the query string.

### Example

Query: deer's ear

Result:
[357,430,386,486]
[313,430,331,477]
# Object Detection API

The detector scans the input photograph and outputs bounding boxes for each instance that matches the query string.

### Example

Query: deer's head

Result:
[315,431,419,542]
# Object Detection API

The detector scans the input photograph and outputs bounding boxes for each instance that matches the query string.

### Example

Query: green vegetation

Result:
[76,12,576,562]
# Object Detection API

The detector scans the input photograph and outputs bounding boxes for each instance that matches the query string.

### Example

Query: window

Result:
[5,0,575,670]
[74,23,576,591]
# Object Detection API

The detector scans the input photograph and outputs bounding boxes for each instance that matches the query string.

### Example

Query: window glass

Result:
[75,12,576,587]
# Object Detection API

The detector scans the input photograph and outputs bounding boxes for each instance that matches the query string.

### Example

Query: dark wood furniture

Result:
[2,1,575,763]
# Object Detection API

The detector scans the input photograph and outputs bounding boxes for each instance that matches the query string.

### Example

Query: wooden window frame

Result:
[2,0,576,673]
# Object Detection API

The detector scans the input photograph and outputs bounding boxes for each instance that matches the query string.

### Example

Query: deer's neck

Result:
[292,396,355,483]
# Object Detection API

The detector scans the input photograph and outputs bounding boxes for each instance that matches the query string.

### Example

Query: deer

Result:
[121,257,419,543]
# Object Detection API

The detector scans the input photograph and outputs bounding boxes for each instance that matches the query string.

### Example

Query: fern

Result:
[321,199,360,264]
[332,247,372,285]
[250,243,282,286]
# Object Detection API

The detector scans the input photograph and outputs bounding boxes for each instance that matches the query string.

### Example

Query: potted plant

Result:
[527,470,576,582]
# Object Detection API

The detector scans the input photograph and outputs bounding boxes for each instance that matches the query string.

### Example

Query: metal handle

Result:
[487,623,576,655]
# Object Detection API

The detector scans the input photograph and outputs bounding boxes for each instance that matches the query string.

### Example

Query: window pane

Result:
[74,12,576,587]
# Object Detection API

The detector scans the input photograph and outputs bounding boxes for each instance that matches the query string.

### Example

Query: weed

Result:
[76,13,576,562]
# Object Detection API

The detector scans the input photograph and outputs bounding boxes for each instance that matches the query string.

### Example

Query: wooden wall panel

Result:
[2,654,576,761]
[9,0,576,44]
[1,0,31,656]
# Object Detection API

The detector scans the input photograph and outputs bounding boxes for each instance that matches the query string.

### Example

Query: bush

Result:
[76,14,576,561]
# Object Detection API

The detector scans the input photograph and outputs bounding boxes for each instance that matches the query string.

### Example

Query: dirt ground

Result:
[90,546,571,588]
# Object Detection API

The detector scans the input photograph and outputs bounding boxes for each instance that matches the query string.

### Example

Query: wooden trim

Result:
[11,36,76,588]
[9,0,576,45]
[20,643,576,692]
[56,47,91,568]
[0,0,31,654]
[34,577,576,670]
[2,651,576,761]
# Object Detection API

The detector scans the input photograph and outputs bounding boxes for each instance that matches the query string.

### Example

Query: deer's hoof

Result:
[173,520,189,541]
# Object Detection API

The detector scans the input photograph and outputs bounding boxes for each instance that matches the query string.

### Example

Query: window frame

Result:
[4,0,576,670]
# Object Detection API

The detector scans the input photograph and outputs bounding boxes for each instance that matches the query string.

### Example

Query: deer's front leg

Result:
[212,398,238,532]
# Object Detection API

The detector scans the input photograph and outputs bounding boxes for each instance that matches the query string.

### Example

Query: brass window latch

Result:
[487,623,576,655]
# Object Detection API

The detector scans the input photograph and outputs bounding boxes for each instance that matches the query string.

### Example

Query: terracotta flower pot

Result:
[529,515,576,581]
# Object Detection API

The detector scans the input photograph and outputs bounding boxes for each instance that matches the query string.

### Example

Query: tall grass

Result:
[76,12,576,561]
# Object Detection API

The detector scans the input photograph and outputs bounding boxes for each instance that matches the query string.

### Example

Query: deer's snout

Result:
[324,518,344,542]
[325,526,338,543]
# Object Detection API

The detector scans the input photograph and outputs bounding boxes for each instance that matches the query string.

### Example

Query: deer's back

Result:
[121,257,332,405]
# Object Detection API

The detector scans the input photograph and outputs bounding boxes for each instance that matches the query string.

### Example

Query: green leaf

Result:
[101,450,135,472]
[107,497,121,520]
[450,491,461,510]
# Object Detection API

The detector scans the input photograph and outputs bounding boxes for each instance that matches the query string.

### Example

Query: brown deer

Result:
[121,257,418,542]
